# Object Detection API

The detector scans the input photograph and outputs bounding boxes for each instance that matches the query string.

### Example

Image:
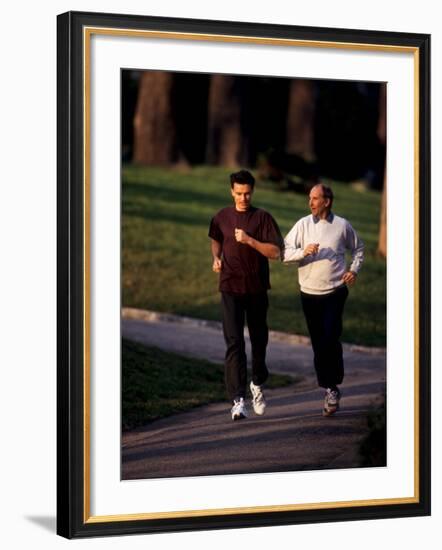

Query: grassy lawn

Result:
[122,165,386,347]
[122,339,296,430]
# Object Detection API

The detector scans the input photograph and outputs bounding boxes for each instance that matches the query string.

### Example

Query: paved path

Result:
[121,308,386,480]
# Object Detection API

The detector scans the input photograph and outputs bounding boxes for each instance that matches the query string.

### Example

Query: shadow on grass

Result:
[122,181,312,229]
[123,180,226,211]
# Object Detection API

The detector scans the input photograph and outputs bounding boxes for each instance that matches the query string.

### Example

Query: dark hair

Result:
[230,170,255,189]
[316,183,334,207]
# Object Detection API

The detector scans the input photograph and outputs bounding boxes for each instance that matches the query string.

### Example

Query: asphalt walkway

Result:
[121,308,386,480]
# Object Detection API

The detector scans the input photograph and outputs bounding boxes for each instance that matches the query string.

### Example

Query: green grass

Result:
[122,339,296,430]
[122,165,386,346]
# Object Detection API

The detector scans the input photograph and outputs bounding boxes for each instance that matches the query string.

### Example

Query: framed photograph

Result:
[57,11,431,538]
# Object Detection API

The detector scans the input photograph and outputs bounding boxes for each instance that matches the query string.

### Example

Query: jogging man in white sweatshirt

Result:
[283,183,364,416]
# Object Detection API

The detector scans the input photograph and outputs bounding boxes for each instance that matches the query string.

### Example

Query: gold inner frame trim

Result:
[413,48,420,502]
[82,25,421,524]
[85,496,419,524]
[86,26,418,54]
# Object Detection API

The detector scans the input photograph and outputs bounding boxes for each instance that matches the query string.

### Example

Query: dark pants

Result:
[221,292,269,401]
[301,285,349,389]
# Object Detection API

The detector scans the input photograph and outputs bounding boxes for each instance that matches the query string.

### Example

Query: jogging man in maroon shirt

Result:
[208,170,283,420]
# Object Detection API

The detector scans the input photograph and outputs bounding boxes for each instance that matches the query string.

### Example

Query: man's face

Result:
[309,185,330,219]
[231,183,253,212]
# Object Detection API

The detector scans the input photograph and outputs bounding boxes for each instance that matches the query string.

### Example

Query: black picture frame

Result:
[57,10,431,539]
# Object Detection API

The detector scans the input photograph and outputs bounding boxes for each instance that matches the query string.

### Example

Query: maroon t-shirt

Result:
[208,206,283,294]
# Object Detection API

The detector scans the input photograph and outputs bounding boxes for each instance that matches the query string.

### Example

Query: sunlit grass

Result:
[122,165,386,346]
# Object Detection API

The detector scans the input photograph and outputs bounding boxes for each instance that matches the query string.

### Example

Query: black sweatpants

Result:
[301,285,349,389]
[221,292,269,402]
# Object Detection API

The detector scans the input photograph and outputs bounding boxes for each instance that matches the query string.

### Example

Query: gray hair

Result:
[313,183,333,207]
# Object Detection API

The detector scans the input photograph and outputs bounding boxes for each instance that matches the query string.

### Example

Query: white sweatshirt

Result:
[283,213,364,295]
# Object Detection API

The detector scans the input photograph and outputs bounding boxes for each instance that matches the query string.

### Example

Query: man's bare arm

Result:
[211,239,223,272]
[234,229,281,260]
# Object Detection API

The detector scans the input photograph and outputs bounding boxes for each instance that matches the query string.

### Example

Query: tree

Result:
[133,71,178,165]
[377,83,387,257]
[286,79,316,162]
[206,75,245,168]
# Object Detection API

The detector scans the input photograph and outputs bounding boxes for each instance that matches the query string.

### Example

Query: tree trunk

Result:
[378,176,387,257]
[206,75,244,168]
[286,79,316,162]
[133,71,178,165]
[377,83,387,257]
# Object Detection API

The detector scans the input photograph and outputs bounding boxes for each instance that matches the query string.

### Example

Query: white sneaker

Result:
[231,398,248,421]
[323,388,341,416]
[250,381,266,416]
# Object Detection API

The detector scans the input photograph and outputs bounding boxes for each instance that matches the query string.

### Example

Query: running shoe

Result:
[323,388,341,416]
[231,398,248,421]
[250,381,267,416]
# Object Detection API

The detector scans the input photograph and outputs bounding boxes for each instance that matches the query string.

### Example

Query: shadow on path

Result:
[121,311,386,480]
